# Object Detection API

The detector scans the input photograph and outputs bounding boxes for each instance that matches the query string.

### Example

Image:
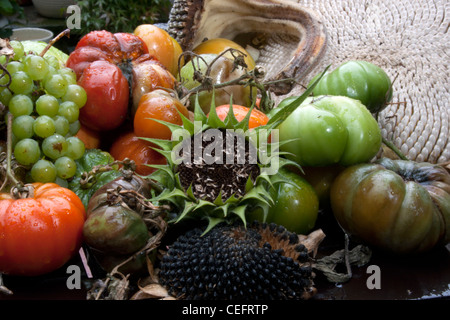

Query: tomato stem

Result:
[382,137,408,160]
[5,113,20,187]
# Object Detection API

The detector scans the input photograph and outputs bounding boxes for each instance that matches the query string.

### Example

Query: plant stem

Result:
[6,112,19,186]
[39,29,71,57]
[382,137,408,160]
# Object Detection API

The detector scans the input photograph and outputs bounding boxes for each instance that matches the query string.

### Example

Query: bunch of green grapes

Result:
[0,40,87,183]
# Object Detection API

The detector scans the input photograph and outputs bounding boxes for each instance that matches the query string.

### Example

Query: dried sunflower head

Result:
[143,68,326,232]
[158,221,316,300]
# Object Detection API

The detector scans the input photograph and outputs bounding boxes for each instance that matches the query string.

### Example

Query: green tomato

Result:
[309,60,392,113]
[248,169,319,234]
[68,149,122,209]
[277,95,382,167]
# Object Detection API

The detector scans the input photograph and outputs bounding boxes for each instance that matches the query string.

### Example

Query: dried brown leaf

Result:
[137,283,169,298]
[0,39,14,58]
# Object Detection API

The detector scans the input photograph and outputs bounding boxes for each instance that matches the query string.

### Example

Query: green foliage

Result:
[0,0,25,38]
[76,0,172,35]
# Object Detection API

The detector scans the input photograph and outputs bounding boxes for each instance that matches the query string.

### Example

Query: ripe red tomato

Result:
[66,30,175,132]
[78,60,129,131]
[110,131,167,176]
[75,123,101,149]
[213,104,269,129]
[0,183,86,276]
[134,89,190,140]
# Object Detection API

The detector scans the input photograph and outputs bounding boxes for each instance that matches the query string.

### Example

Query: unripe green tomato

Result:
[309,60,392,113]
[248,169,319,234]
[179,53,256,113]
[277,95,382,167]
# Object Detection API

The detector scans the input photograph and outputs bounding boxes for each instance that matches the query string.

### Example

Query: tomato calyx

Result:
[116,58,134,91]
[9,183,35,199]
[79,157,135,190]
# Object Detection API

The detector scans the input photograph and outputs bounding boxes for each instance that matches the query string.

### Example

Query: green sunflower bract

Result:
[140,66,329,233]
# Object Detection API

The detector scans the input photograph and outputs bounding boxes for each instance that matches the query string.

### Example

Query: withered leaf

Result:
[0,39,14,58]
[313,244,372,283]
[135,283,169,299]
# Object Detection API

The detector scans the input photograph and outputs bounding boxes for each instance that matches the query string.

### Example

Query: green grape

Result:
[42,134,68,159]
[54,156,77,179]
[66,136,85,160]
[44,65,58,80]
[9,71,33,94]
[31,159,57,183]
[14,138,40,165]
[53,115,70,136]
[9,41,24,61]
[8,94,33,116]
[44,55,60,69]
[0,73,10,86]
[23,55,49,81]
[0,88,12,106]
[6,61,24,74]
[58,67,77,85]
[12,115,35,140]
[68,120,81,136]
[33,115,56,138]
[35,94,59,117]
[0,55,6,65]
[62,84,87,108]
[44,74,68,98]
[58,101,79,123]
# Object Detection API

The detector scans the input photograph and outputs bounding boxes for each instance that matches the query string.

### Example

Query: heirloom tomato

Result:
[84,174,151,256]
[277,95,382,167]
[310,60,392,113]
[69,149,122,209]
[248,168,319,234]
[75,123,101,149]
[192,38,256,70]
[134,24,183,76]
[297,165,345,205]
[77,60,129,131]
[110,131,167,176]
[0,183,86,276]
[330,158,450,254]
[212,104,269,129]
[178,53,256,113]
[66,30,175,131]
[134,89,189,140]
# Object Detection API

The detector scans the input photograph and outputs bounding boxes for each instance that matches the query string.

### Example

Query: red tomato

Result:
[0,183,86,276]
[66,30,175,132]
[110,132,167,176]
[134,89,189,140]
[75,123,101,149]
[213,104,269,129]
[78,60,129,131]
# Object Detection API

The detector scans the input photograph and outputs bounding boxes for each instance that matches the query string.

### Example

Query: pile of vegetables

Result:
[0,22,448,300]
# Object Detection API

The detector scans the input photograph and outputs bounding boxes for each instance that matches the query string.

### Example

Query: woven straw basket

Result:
[286,0,449,165]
